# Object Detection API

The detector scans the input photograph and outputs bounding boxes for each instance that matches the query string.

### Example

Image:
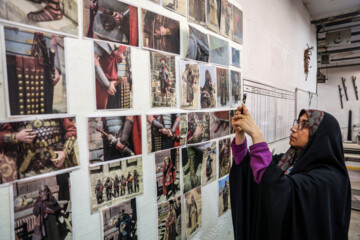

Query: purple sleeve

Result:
[249,142,273,184]
[231,138,248,165]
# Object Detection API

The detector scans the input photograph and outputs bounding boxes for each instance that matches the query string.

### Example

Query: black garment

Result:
[229,112,351,240]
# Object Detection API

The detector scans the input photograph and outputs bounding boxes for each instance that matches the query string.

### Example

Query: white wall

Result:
[317,66,360,142]
[0,0,316,239]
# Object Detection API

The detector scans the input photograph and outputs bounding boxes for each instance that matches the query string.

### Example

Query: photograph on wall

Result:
[218,175,230,216]
[0,117,78,184]
[231,47,240,67]
[184,186,202,239]
[12,172,72,240]
[206,0,221,33]
[88,115,142,165]
[4,26,68,116]
[186,25,209,62]
[187,112,210,144]
[199,65,216,108]
[219,138,231,178]
[83,0,138,46]
[89,157,143,213]
[229,109,237,134]
[155,149,181,203]
[142,9,180,55]
[158,196,182,240]
[163,0,187,16]
[147,113,187,153]
[201,141,217,186]
[231,71,241,106]
[0,0,78,35]
[210,111,229,139]
[180,59,199,109]
[209,35,229,66]
[216,68,230,107]
[150,52,177,108]
[182,145,202,193]
[232,6,243,44]
[188,0,206,25]
[94,41,132,110]
[220,0,233,38]
[101,198,137,240]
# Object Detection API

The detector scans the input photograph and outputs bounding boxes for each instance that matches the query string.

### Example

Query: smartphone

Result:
[241,93,247,114]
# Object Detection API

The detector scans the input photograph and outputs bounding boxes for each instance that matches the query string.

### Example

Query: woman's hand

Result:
[232,104,265,144]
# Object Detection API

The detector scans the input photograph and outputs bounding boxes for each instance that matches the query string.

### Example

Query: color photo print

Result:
[231,47,240,67]
[231,70,241,106]
[158,196,182,240]
[89,157,143,213]
[219,138,231,178]
[232,6,243,44]
[83,0,139,46]
[200,141,217,186]
[0,0,78,35]
[163,0,187,16]
[180,59,199,109]
[209,35,229,66]
[182,145,202,193]
[186,25,209,63]
[87,115,142,165]
[184,186,202,239]
[101,198,137,240]
[155,149,181,203]
[206,0,221,33]
[4,26,68,116]
[0,116,79,184]
[188,0,206,25]
[142,9,180,55]
[199,64,216,108]
[150,52,177,108]
[13,172,72,240]
[93,41,132,110]
[216,68,230,107]
[218,175,230,216]
[187,112,210,144]
[220,0,233,38]
[146,113,187,153]
[210,111,229,139]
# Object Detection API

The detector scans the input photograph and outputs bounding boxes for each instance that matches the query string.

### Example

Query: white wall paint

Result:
[317,66,360,142]
[0,0,316,239]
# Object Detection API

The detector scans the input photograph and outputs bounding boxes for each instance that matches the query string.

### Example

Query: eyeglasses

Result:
[292,119,309,130]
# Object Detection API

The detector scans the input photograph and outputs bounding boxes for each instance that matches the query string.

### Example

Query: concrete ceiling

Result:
[302,0,360,20]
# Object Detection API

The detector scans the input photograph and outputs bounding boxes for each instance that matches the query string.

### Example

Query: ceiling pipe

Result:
[318,63,360,69]
[319,46,360,55]
[311,11,360,25]
[318,24,360,33]
[317,56,360,63]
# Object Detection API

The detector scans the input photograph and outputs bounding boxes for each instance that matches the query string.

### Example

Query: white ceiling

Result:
[302,0,360,20]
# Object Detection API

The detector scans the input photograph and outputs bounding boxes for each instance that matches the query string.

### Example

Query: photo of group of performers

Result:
[157,196,182,240]
[13,173,72,240]
[89,157,143,213]
[102,198,137,240]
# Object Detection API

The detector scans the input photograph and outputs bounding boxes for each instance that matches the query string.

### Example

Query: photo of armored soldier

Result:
[199,65,216,108]
[87,115,142,165]
[182,145,202,193]
[220,0,233,38]
[84,0,138,46]
[142,9,180,54]
[89,157,143,213]
[216,68,230,107]
[0,117,78,184]
[185,187,202,239]
[0,0,78,35]
[218,138,231,178]
[94,41,132,110]
[186,25,209,63]
[200,141,217,186]
[218,176,231,216]
[157,196,182,240]
[155,149,181,203]
[163,0,186,16]
[187,112,210,144]
[150,52,177,107]
[209,35,229,67]
[232,6,243,44]
[4,27,68,116]
[210,111,230,139]
[147,113,187,153]
[188,0,206,25]
[180,60,199,109]
[206,0,221,32]
[231,71,241,106]
[102,198,137,240]
[231,47,240,67]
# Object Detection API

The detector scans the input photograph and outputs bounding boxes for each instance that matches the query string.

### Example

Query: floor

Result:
[349,210,360,240]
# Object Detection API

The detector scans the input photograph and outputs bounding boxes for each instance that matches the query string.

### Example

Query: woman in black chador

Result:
[230,105,351,240]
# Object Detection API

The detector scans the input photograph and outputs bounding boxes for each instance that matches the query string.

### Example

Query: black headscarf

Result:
[230,110,351,240]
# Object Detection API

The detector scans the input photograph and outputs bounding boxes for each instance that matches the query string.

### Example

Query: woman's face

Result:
[289,113,310,149]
